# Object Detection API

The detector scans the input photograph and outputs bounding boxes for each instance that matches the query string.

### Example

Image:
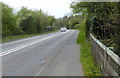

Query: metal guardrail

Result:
[90,34,120,76]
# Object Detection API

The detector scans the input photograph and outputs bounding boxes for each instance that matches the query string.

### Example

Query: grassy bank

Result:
[77,22,101,77]
[0,30,58,43]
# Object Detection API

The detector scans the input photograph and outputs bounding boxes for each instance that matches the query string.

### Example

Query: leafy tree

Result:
[1,2,57,39]
[68,16,81,29]
[54,16,70,29]
[19,14,36,34]
[70,1,120,56]
[17,7,57,33]
[2,2,21,37]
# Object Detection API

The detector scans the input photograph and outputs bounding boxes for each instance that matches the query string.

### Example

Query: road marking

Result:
[0,32,65,56]
[34,30,74,76]
[34,37,62,76]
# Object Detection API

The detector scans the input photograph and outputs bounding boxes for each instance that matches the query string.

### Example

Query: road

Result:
[1,30,83,76]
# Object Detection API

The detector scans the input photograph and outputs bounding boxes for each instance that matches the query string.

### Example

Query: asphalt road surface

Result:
[1,30,83,76]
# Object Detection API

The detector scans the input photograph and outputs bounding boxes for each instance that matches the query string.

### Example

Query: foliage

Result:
[71,2,120,56]
[54,15,82,29]
[17,7,56,34]
[53,16,69,29]
[68,15,80,29]
[1,2,21,37]
[77,22,101,77]
[2,3,57,38]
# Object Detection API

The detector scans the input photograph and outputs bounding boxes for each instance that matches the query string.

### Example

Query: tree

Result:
[2,2,21,37]
[70,1,120,56]
[68,16,81,29]
[54,16,69,29]
[2,2,57,39]
[17,8,57,34]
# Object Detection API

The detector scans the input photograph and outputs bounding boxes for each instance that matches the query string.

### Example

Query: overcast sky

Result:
[1,0,75,18]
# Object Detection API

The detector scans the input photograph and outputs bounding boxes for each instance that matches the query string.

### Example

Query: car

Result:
[60,27,67,32]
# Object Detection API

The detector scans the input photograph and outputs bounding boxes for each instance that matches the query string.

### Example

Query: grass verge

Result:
[77,22,101,77]
[0,30,58,43]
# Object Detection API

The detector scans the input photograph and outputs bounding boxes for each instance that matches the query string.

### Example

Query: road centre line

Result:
[34,30,74,76]
[0,32,65,56]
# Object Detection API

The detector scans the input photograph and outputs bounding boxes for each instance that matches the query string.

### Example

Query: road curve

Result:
[2,30,83,76]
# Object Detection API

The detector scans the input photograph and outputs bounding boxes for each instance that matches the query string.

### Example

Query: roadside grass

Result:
[77,22,101,77]
[0,30,58,43]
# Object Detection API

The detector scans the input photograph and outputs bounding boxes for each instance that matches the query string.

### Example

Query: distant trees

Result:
[1,2,56,37]
[68,15,81,29]
[53,16,69,29]
[70,2,120,56]
[54,15,81,29]
[17,7,56,34]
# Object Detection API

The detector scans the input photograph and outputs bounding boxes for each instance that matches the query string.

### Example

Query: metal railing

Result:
[90,34,120,76]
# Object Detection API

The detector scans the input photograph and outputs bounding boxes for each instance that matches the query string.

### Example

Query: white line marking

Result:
[34,30,75,76]
[0,32,65,56]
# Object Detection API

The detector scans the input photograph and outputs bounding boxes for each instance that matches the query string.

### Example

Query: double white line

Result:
[0,33,63,56]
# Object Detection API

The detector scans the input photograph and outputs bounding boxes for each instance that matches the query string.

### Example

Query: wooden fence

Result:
[90,34,120,77]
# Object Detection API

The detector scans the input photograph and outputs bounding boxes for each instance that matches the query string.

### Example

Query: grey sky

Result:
[1,0,74,18]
